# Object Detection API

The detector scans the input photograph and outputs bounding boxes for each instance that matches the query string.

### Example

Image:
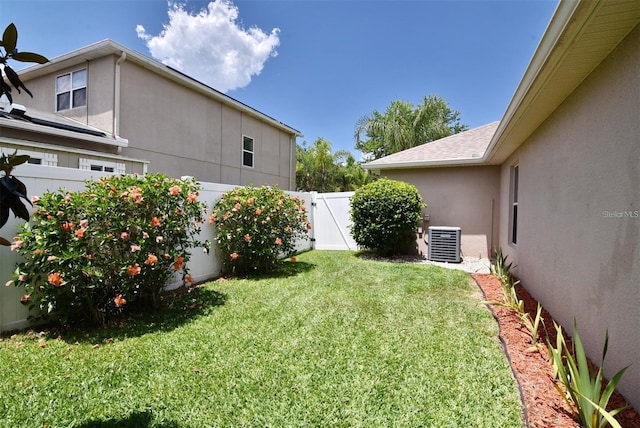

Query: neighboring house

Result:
[8,39,301,189]
[365,0,639,409]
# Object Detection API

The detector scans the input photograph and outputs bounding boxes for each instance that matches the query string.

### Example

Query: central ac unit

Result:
[427,226,461,263]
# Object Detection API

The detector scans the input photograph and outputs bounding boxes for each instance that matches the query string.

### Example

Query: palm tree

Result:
[354,95,467,160]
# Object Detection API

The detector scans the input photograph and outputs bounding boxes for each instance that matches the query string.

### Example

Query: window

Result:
[56,69,87,111]
[79,158,125,174]
[242,135,254,167]
[0,147,57,167]
[510,164,519,245]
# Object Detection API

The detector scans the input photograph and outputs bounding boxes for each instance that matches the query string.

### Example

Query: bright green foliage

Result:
[354,95,468,160]
[296,138,372,192]
[212,185,310,275]
[548,321,628,428]
[350,178,425,256]
[10,174,207,325]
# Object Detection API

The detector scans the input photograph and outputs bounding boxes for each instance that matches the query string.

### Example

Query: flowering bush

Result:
[9,173,207,325]
[212,185,310,275]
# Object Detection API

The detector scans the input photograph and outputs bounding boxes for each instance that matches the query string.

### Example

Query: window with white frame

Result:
[510,164,519,245]
[56,69,87,111]
[0,147,58,167]
[79,158,125,174]
[242,135,254,167]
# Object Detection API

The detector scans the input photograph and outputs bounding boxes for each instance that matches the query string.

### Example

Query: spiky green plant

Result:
[547,321,628,428]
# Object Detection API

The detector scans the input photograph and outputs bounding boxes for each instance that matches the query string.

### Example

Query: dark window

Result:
[56,69,87,111]
[242,136,254,167]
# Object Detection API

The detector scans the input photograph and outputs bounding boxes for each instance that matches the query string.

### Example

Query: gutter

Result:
[362,156,485,172]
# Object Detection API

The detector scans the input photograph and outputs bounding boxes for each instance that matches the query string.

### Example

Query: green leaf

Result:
[11,51,49,64]
[2,23,17,54]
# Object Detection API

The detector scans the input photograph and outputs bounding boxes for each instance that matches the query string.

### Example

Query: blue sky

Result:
[1,0,559,155]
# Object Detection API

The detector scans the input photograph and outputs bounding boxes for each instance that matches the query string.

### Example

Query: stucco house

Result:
[4,39,301,189]
[365,0,639,409]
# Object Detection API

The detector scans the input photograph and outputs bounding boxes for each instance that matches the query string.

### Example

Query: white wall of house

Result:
[498,25,639,408]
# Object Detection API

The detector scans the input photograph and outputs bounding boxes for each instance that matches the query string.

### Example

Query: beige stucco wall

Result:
[117,61,295,188]
[498,25,639,408]
[383,166,500,259]
[15,55,296,188]
[13,56,117,135]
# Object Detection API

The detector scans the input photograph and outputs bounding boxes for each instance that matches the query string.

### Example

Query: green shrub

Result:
[211,185,310,275]
[10,173,207,325]
[350,178,425,256]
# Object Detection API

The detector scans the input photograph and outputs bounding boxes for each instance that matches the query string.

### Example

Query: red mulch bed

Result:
[471,274,639,428]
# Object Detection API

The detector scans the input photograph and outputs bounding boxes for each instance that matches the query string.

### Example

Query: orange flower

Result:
[255,208,262,216]
[62,222,74,232]
[10,238,24,251]
[20,294,31,304]
[74,227,86,240]
[169,186,181,196]
[230,252,239,260]
[48,272,63,287]
[127,264,141,276]
[151,217,161,228]
[187,193,198,203]
[144,253,158,265]
[121,232,129,240]
[244,234,251,242]
[291,256,297,262]
[307,223,312,231]
[275,237,282,245]
[246,197,255,205]
[114,294,127,307]
[184,274,193,285]
[173,256,185,271]
[130,245,141,252]
[209,214,216,224]
[234,202,242,211]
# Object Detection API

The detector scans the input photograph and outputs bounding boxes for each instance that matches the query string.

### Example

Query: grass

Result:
[0,251,522,427]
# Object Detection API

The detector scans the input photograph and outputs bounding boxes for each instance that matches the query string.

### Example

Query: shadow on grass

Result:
[51,286,227,345]
[75,410,180,428]
[241,260,315,281]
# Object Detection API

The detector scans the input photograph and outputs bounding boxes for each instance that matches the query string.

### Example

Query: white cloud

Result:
[136,0,280,93]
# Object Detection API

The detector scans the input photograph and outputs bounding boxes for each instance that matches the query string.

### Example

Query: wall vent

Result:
[427,226,461,263]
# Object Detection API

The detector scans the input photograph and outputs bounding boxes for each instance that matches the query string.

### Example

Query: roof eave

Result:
[0,117,129,148]
[363,156,486,172]
[483,0,640,165]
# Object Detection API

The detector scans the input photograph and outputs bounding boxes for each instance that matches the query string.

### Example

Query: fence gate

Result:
[311,192,357,250]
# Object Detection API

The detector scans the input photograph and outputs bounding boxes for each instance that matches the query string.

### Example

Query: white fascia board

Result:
[0,117,129,148]
[362,157,486,170]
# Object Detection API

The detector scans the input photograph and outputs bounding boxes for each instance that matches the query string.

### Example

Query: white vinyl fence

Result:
[1,165,355,332]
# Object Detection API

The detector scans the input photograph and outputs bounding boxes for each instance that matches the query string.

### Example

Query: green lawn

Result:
[0,250,522,427]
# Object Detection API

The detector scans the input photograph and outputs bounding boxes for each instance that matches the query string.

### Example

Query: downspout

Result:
[113,51,127,154]
[289,135,295,190]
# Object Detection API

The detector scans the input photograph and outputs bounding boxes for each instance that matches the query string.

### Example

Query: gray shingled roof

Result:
[363,121,499,169]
